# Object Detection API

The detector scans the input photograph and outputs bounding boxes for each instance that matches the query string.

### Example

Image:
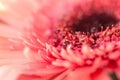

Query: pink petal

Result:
[0,66,23,80]
[64,67,92,80]
[92,70,111,80]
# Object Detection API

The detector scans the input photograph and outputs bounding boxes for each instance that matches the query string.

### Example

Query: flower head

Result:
[0,0,120,80]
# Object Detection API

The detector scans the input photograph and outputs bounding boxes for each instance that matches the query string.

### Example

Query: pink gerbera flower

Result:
[0,0,120,80]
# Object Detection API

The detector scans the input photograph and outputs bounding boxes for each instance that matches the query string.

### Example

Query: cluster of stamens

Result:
[49,13,120,51]
[50,25,120,50]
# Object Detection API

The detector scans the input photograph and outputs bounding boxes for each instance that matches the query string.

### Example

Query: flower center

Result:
[71,13,118,33]
[49,12,120,49]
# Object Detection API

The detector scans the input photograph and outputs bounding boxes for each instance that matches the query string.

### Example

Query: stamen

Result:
[49,12,120,50]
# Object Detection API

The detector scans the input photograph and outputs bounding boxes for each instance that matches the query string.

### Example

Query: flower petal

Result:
[0,65,23,80]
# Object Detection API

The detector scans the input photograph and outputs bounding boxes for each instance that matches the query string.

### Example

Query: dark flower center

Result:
[49,12,120,49]
[71,13,118,33]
